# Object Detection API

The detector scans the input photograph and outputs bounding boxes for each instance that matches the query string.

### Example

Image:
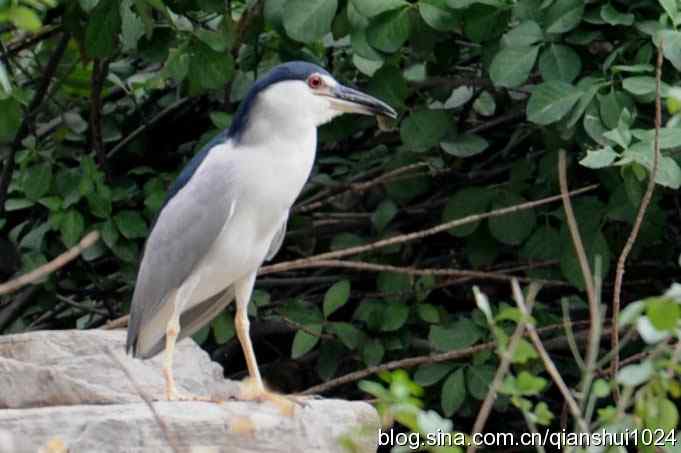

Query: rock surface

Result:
[0,330,378,453]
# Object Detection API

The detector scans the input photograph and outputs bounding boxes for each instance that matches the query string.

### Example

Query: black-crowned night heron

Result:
[126,61,397,406]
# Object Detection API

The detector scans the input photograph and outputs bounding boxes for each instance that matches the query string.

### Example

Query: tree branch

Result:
[0,31,70,215]
[90,58,111,177]
[611,43,663,378]
[263,184,597,275]
[0,231,99,296]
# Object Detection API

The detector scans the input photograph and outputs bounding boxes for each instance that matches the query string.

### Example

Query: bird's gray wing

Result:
[126,156,236,357]
[265,217,287,261]
[136,287,235,359]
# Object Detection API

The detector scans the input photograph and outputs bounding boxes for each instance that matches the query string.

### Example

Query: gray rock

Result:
[0,330,378,453]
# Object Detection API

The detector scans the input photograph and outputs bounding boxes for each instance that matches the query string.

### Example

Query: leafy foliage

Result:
[2,0,681,446]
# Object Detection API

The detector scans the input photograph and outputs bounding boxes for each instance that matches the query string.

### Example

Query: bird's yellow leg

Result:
[234,273,299,415]
[162,292,220,403]
[163,314,180,400]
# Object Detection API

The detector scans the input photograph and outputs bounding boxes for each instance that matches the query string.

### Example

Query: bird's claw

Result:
[237,378,307,416]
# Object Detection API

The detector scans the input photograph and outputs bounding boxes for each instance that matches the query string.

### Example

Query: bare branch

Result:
[90,58,111,177]
[611,43,664,377]
[264,185,597,275]
[261,259,567,286]
[512,280,588,433]
[0,32,71,215]
[467,283,540,453]
[0,231,99,296]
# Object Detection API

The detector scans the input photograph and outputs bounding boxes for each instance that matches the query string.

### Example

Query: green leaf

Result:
[414,363,455,386]
[189,41,234,90]
[489,46,539,88]
[5,198,34,211]
[622,77,659,96]
[580,146,618,169]
[619,141,681,189]
[163,47,190,81]
[538,44,581,83]
[212,311,234,344]
[512,338,538,364]
[462,4,509,43]
[646,297,680,331]
[7,6,41,32]
[466,364,495,399]
[381,302,409,331]
[328,322,362,349]
[515,370,547,395]
[488,191,536,245]
[440,133,489,157]
[367,7,410,53]
[501,20,543,47]
[194,28,230,52]
[323,280,351,318]
[350,0,407,17]
[616,360,653,386]
[0,98,21,142]
[645,398,679,432]
[400,109,451,151]
[442,187,494,237]
[544,0,584,34]
[429,319,481,351]
[526,81,582,125]
[521,226,560,261]
[372,199,398,232]
[659,0,679,24]
[114,210,148,239]
[416,304,440,324]
[22,163,52,201]
[120,0,145,52]
[100,219,119,248]
[291,324,322,358]
[351,28,385,61]
[85,0,122,58]
[368,65,408,108]
[441,369,465,416]
[60,210,85,247]
[362,338,384,365]
[600,3,633,26]
[560,231,610,290]
[419,0,458,32]
[283,0,337,43]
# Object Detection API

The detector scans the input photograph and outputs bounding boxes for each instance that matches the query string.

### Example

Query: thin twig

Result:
[558,150,602,412]
[293,163,429,213]
[0,32,71,215]
[102,314,129,330]
[0,231,99,296]
[107,97,192,158]
[301,321,604,396]
[467,283,540,453]
[90,58,111,177]
[6,25,62,55]
[107,348,181,453]
[561,298,585,370]
[261,259,566,286]
[264,185,597,275]
[611,43,664,378]
[512,280,588,433]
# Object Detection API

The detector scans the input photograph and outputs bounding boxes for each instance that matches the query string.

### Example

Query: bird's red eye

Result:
[308,74,323,89]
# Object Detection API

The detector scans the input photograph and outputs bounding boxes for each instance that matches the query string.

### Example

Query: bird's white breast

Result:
[183,129,317,307]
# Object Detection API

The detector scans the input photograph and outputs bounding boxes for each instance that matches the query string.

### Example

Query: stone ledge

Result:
[0,330,378,453]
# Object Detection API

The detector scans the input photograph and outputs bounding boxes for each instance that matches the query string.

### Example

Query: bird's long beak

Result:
[328,84,398,119]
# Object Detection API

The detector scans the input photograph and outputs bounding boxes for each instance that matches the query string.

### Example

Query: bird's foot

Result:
[237,378,308,416]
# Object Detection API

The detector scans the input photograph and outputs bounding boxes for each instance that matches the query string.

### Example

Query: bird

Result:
[125,61,397,406]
